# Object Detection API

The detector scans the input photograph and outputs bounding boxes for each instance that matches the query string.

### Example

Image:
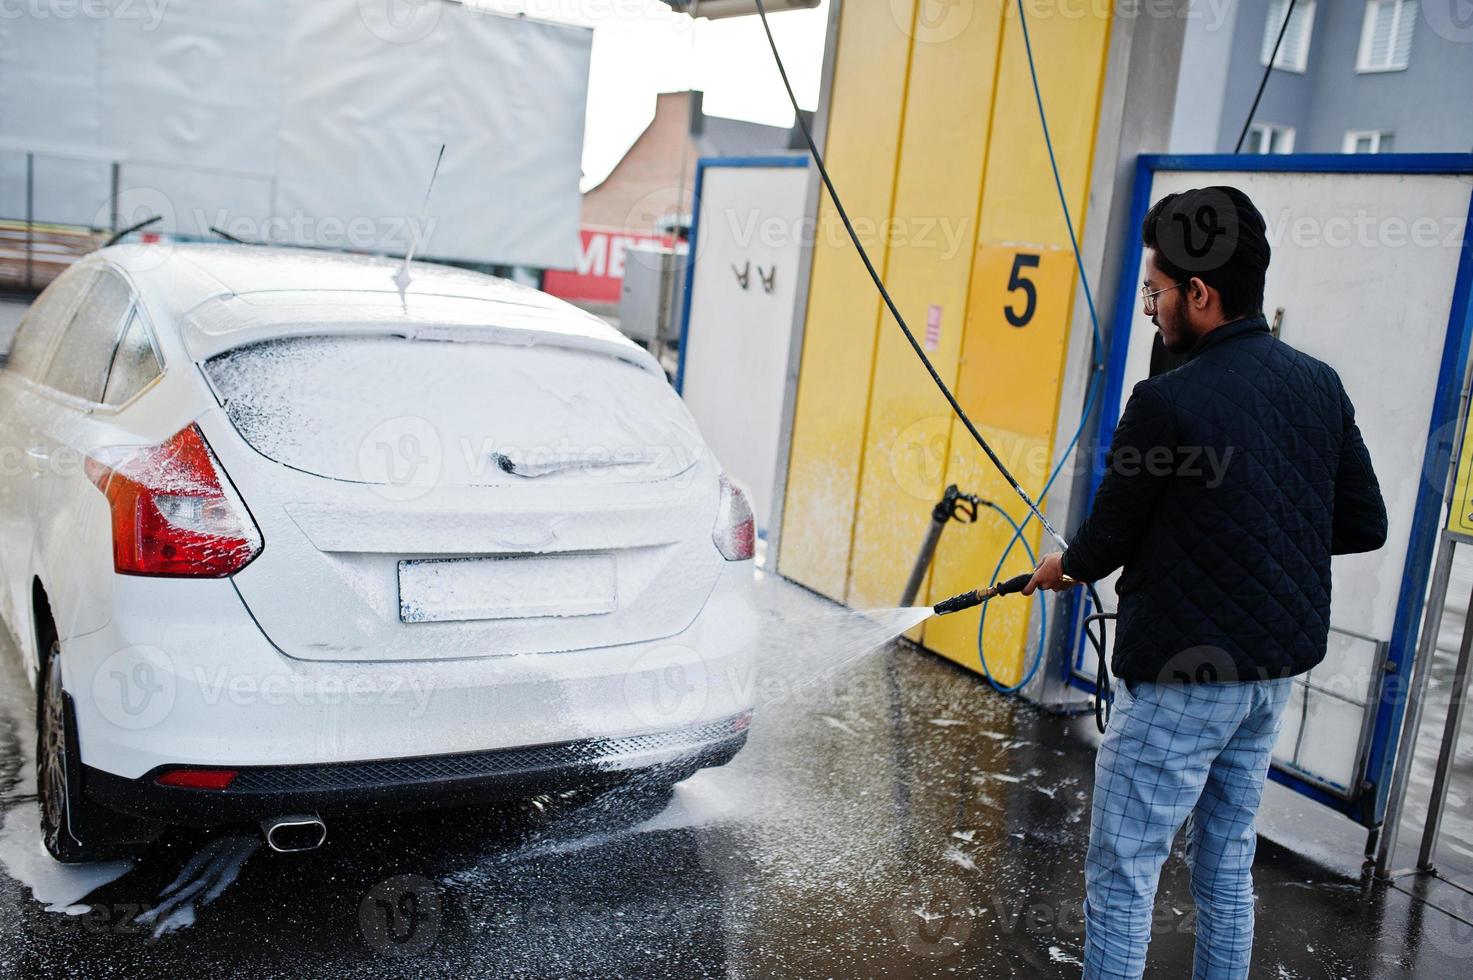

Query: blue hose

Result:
[974,0,1108,691]
[975,501,1048,693]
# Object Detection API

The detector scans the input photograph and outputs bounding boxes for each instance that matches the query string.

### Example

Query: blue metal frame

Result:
[673,154,808,394]
[1067,153,1473,827]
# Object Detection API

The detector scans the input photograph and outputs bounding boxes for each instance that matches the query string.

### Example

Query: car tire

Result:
[36,640,157,863]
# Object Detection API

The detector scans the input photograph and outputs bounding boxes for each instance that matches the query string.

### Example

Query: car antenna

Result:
[394,142,446,295]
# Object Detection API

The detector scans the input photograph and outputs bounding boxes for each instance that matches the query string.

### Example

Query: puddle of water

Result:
[0,803,134,914]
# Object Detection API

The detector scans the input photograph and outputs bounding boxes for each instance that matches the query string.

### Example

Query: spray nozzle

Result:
[932,571,1049,616]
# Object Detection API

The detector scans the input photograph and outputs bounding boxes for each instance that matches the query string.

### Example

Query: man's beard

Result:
[1159,308,1195,354]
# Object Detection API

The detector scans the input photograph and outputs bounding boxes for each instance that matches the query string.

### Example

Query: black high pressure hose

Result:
[750,0,1114,728]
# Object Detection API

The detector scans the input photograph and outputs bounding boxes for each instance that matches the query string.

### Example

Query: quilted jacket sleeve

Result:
[1331,386,1387,555]
[1061,381,1175,582]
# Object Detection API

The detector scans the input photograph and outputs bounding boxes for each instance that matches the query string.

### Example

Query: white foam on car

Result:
[205,335,703,488]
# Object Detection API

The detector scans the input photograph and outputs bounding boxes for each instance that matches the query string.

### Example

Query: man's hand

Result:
[1022,552,1073,595]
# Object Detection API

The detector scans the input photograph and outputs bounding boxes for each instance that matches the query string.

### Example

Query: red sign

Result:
[543,226,670,305]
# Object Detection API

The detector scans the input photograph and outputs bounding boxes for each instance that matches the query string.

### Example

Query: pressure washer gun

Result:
[932,571,1079,616]
[934,569,1113,733]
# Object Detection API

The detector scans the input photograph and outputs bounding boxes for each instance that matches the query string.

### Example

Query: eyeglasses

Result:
[1141,282,1180,316]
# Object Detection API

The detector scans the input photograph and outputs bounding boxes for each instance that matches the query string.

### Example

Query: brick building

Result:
[544,90,810,314]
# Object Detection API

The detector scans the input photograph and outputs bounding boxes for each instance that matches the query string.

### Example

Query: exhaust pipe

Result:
[261,815,326,853]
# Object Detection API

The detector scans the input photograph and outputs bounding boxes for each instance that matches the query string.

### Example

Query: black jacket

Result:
[1063,317,1387,683]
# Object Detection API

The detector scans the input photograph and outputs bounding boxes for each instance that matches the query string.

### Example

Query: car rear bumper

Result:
[83,713,750,826]
[62,564,758,781]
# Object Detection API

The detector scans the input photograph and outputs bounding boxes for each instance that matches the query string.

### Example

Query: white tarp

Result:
[0,0,590,269]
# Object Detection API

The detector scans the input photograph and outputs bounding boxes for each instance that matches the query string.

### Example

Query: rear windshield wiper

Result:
[104,214,162,247]
[491,449,660,478]
[209,225,256,245]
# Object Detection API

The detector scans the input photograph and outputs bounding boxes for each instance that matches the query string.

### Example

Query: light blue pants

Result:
[1083,677,1294,980]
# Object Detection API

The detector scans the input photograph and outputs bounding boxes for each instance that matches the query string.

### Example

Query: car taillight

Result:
[712,474,755,561]
[155,768,238,790]
[86,424,262,577]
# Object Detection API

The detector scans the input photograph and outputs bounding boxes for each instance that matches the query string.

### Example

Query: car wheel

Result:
[37,640,155,863]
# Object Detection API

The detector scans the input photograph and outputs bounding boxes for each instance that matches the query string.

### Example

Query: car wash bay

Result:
[0,556,1465,977]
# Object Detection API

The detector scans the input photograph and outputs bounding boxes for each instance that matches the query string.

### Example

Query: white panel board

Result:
[0,1,588,268]
[679,162,809,534]
[1086,167,1473,796]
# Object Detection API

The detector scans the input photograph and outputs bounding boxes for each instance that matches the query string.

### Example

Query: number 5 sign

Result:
[957,243,1076,439]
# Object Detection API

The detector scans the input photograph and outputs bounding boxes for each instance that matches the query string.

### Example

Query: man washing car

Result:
[1024,187,1388,980]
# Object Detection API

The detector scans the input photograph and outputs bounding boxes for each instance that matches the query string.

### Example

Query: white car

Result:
[1,245,756,862]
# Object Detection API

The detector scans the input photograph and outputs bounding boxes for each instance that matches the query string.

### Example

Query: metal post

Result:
[1417,571,1473,871]
[900,514,947,609]
[1378,351,1473,878]
[24,153,34,292]
[1375,534,1459,877]
[110,161,121,234]
[764,0,841,572]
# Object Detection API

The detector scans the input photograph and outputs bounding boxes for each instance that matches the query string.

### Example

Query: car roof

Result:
[92,243,621,341]
[88,243,649,366]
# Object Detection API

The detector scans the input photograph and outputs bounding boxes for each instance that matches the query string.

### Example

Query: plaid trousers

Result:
[1083,677,1294,980]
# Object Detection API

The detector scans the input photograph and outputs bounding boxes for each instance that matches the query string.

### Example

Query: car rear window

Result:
[205,335,703,487]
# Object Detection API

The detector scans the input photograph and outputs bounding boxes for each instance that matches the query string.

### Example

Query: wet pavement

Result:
[0,567,1469,978]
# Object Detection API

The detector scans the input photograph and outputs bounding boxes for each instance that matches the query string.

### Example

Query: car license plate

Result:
[398,554,617,624]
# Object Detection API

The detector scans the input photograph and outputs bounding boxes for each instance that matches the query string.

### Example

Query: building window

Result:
[1343,130,1396,153]
[1261,0,1316,73]
[1246,123,1297,154]
[1357,0,1417,73]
